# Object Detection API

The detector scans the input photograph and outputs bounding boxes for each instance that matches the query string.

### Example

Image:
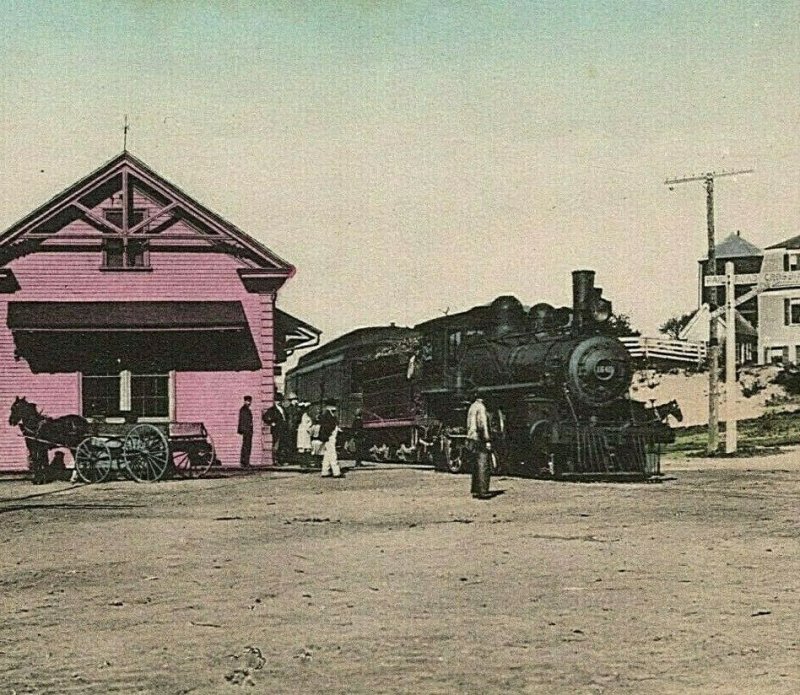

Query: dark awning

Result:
[8,301,261,373]
[274,308,320,363]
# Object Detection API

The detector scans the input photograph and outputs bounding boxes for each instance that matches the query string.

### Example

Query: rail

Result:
[620,336,707,365]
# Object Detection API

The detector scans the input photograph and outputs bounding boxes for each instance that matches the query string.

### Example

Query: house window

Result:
[765,347,787,365]
[82,372,170,419]
[783,298,800,326]
[785,253,800,272]
[102,209,149,268]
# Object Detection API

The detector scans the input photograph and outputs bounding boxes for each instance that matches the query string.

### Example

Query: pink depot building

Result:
[0,152,319,472]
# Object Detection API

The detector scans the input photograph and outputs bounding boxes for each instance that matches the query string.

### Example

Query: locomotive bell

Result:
[588,287,612,323]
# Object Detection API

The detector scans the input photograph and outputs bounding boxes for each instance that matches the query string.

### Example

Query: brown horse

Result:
[8,397,90,484]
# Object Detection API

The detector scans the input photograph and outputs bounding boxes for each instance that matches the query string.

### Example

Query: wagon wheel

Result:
[74,437,112,484]
[123,424,169,482]
[171,434,216,479]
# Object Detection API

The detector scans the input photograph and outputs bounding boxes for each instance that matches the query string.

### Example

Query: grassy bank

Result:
[666,409,800,456]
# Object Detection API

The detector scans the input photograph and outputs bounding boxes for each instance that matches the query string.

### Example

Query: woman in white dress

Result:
[296,403,313,454]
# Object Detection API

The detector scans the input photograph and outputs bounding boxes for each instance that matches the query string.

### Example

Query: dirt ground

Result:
[1,453,798,695]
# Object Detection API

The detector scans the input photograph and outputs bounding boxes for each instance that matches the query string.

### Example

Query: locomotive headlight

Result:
[591,297,612,323]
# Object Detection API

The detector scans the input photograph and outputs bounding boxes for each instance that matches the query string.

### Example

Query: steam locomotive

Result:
[286,271,676,478]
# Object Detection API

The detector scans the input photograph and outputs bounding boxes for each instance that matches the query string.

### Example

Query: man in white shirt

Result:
[466,391,492,499]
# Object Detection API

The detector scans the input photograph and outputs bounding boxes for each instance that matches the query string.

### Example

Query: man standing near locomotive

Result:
[351,408,365,466]
[237,395,253,468]
[466,390,492,499]
[319,399,343,478]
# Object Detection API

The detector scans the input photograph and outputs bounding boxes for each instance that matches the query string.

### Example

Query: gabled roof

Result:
[766,233,800,250]
[702,232,762,260]
[678,304,758,341]
[0,151,294,273]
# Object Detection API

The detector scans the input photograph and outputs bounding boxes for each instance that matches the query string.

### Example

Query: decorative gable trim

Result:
[0,152,295,276]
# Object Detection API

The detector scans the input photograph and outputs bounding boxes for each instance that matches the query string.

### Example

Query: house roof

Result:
[0,151,294,273]
[766,233,800,250]
[702,232,762,260]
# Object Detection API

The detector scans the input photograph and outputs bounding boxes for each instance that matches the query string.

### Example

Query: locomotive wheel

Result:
[123,424,170,482]
[172,435,215,479]
[74,437,112,484]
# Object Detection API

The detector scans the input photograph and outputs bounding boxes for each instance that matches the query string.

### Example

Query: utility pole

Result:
[725,261,737,453]
[665,169,753,455]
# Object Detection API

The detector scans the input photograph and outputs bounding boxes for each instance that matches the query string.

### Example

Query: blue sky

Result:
[1,1,798,339]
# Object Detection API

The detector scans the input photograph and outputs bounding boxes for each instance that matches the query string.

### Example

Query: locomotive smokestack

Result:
[572,270,596,332]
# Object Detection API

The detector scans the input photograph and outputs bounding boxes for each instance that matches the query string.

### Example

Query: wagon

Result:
[73,421,215,484]
[167,422,216,479]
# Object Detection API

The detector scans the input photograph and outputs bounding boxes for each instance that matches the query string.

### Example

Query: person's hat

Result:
[243,395,252,402]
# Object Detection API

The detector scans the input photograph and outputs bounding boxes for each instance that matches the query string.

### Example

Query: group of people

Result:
[237,392,347,478]
[236,389,493,497]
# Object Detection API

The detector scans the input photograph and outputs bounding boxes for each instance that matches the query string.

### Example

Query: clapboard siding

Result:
[0,250,277,471]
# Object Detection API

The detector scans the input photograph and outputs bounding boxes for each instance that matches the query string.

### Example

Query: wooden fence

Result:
[619,336,707,365]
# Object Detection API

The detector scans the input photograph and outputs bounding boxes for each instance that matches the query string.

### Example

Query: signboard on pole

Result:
[704,273,759,287]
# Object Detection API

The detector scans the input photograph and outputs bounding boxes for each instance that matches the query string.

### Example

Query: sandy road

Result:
[0,453,798,695]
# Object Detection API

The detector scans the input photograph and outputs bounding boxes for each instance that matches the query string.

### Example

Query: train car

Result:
[284,325,422,455]
[286,270,678,478]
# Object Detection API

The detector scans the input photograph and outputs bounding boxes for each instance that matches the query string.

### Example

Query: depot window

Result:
[82,372,170,419]
[102,208,149,269]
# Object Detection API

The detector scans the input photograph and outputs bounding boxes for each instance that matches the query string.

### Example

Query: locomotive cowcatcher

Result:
[286,270,677,479]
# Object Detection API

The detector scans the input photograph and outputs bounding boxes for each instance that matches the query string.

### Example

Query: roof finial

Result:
[123,114,129,152]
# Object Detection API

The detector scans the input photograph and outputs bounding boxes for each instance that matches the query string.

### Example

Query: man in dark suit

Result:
[284,393,301,462]
[262,392,288,465]
[238,395,253,467]
[351,409,365,467]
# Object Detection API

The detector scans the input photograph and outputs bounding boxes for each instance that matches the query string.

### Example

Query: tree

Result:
[659,311,696,340]
[601,313,640,337]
